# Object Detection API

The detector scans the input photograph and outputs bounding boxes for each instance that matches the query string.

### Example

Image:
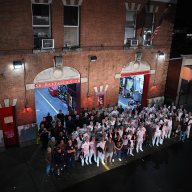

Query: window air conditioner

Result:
[41,39,54,49]
[130,39,138,47]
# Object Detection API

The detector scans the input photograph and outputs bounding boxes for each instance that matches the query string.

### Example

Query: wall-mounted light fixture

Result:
[13,60,23,69]
[13,59,29,109]
[54,55,63,69]
[157,50,165,58]
[135,51,142,61]
[88,55,97,62]
[87,55,97,97]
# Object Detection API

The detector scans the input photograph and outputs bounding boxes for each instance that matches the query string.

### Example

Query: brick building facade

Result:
[0,0,176,125]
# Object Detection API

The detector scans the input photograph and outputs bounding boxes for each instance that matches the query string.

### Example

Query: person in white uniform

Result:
[96,137,106,167]
[81,136,90,166]
[89,136,97,164]
[152,123,161,146]
[127,133,134,156]
[159,122,167,145]
[136,127,145,153]
[187,117,192,138]
[167,117,173,139]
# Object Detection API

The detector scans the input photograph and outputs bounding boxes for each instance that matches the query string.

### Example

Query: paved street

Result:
[1,136,189,192]
[35,88,68,126]
[66,139,192,192]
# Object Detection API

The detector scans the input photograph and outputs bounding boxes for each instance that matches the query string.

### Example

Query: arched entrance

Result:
[118,60,150,108]
[34,67,81,126]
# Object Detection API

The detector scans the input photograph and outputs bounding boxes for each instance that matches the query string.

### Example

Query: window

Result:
[143,13,154,46]
[64,6,79,47]
[124,11,137,46]
[32,4,51,49]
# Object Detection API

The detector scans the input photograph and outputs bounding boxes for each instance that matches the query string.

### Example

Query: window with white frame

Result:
[143,12,154,46]
[124,11,137,46]
[64,6,79,47]
[32,4,51,49]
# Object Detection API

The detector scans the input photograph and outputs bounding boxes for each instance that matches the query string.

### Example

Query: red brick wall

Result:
[0,0,33,52]
[0,0,176,125]
[52,0,64,50]
[80,0,125,47]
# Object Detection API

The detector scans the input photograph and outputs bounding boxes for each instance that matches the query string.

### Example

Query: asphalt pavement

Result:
[1,136,188,192]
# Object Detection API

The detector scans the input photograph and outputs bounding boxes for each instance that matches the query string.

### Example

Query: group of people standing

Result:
[39,103,191,176]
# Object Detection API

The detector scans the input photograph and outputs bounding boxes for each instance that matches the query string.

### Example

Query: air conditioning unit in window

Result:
[125,39,138,47]
[130,39,138,47]
[41,39,54,49]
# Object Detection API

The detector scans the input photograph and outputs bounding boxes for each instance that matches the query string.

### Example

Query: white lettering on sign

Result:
[35,78,80,88]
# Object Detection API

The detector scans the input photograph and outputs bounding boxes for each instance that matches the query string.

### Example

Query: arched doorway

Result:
[118,60,150,108]
[34,67,81,126]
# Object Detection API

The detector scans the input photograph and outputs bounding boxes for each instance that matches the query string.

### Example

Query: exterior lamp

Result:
[88,55,97,62]
[13,60,23,69]
[158,50,165,59]
[54,56,63,68]
[87,55,97,97]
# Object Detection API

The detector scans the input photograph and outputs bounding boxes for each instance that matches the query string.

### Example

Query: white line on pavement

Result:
[37,90,58,114]
[118,101,127,107]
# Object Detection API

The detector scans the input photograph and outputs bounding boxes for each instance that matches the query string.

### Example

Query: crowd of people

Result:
[38,103,192,176]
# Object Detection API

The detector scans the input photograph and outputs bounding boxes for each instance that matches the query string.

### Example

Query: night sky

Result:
[174,0,192,30]
[170,0,192,57]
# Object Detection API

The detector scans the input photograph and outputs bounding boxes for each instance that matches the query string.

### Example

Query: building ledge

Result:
[32,49,55,54]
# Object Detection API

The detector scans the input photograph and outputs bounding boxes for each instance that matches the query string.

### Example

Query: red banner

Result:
[35,78,80,88]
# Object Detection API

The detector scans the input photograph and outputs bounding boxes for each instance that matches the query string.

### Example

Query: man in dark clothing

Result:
[82,113,90,125]
[117,105,124,114]
[114,135,123,161]
[56,121,65,136]
[66,116,75,135]
[57,110,65,126]
[53,147,65,176]
[46,112,53,129]
[45,147,53,175]
[94,112,102,124]
[179,118,187,142]
[66,139,76,168]
[145,124,154,147]
[74,115,83,128]
[39,117,49,130]
[39,127,49,151]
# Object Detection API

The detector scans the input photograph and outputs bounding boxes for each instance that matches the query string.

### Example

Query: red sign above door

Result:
[35,78,80,88]
[121,70,150,77]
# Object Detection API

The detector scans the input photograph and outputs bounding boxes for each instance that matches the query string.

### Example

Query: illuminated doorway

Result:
[34,67,81,126]
[118,75,144,108]
[118,60,151,108]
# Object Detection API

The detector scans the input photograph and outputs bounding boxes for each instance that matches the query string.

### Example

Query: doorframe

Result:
[120,71,150,107]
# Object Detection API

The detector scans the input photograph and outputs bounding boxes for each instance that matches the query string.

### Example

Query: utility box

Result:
[0,106,18,148]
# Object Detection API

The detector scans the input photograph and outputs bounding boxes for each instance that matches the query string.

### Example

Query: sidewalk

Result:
[0,138,180,192]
